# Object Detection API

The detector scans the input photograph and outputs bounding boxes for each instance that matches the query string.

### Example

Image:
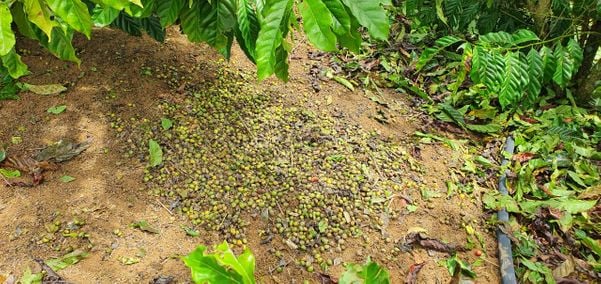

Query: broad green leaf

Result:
[525,48,543,106]
[0,2,15,56]
[416,35,462,71]
[0,168,21,178]
[140,16,165,42]
[46,0,93,38]
[60,175,76,183]
[148,139,163,167]
[156,0,184,27]
[334,10,361,52]
[161,118,173,130]
[499,51,529,109]
[540,45,555,82]
[520,198,597,214]
[466,123,502,133]
[126,0,155,18]
[362,260,391,283]
[575,229,601,257]
[0,150,5,162]
[322,0,351,35]
[47,104,67,114]
[435,0,448,26]
[274,44,289,81]
[23,0,57,40]
[1,49,30,78]
[45,28,81,64]
[235,0,260,61]
[510,29,539,45]
[566,38,583,75]
[98,0,131,10]
[256,0,291,80]
[215,241,256,284]
[110,12,143,36]
[92,5,120,27]
[183,246,244,283]
[340,0,389,40]
[20,268,42,284]
[301,0,336,51]
[45,250,88,271]
[130,220,160,233]
[11,2,39,40]
[180,0,236,56]
[553,45,573,88]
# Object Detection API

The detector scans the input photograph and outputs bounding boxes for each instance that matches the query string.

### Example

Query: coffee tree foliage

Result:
[0,0,391,80]
[407,0,601,105]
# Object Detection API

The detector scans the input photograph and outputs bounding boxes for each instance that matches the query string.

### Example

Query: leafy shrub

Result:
[0,0,392,80]
[183,242,391,284]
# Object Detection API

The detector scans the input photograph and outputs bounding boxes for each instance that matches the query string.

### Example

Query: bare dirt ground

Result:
[0,28,500,283]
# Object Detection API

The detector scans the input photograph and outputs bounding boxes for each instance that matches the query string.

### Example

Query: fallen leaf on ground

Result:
[24,83,67,95]
[44,250,88,271]
[47,105,67,115]
[404,262,425,284]
[59,175,76,183]
[131,220,159,234]
[35,139,92,162]
[316,272,337,284]
[512,152,536,163]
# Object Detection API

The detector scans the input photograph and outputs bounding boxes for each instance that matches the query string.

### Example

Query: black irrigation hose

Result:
[497,136,517,284]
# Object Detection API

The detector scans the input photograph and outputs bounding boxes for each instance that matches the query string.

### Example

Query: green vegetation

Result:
[183,242,391,284]
[0,0,390,81]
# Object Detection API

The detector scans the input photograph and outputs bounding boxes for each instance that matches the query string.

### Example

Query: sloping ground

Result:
[0,28,499,283]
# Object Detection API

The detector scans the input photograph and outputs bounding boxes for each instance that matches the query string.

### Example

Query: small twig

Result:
[157,200,174,215]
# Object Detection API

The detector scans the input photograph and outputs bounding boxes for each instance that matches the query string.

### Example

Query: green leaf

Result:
[23,0,57,40]
[156,0,184,27]
[235,0,260,61]
[0,150,5,162]
[139,16,165,42]
[126,0,155,18]
[0,2,16,56]
[130,220,160,234]
[520,198,597,215]
[339,258,391,284]
[215,241,256,284]
[510,29,539,45]
[161,118,173,130]
[340,0,389,40]
[148,139,163,167]
[574,229,601,257]
[416,35,462,71]
[92,5,120,27]
[45,250,89,271]
[46,0,93,38]
[111,12,142,36]
[0,168,21,178]
[465,123,502,133]
[11,2,39,40]
[524,48,543,106]
[182,226,200,237]
[363,259,391,283]
[1,49,30,78]
[566,38,583,76]
[499,51,529,109]
[540,45,556,82]
[45,28,81,64]
[256,0,291,80]
[60,175,76,183]
[183,246,244,284]
[180,0,236,56]
[20,267,42,284]
[322,0,351,35]
[435,0,448,26]
[553,44,573,88]
[274,44,289,81]
[47,104,67,114]
[301,0,336,51]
